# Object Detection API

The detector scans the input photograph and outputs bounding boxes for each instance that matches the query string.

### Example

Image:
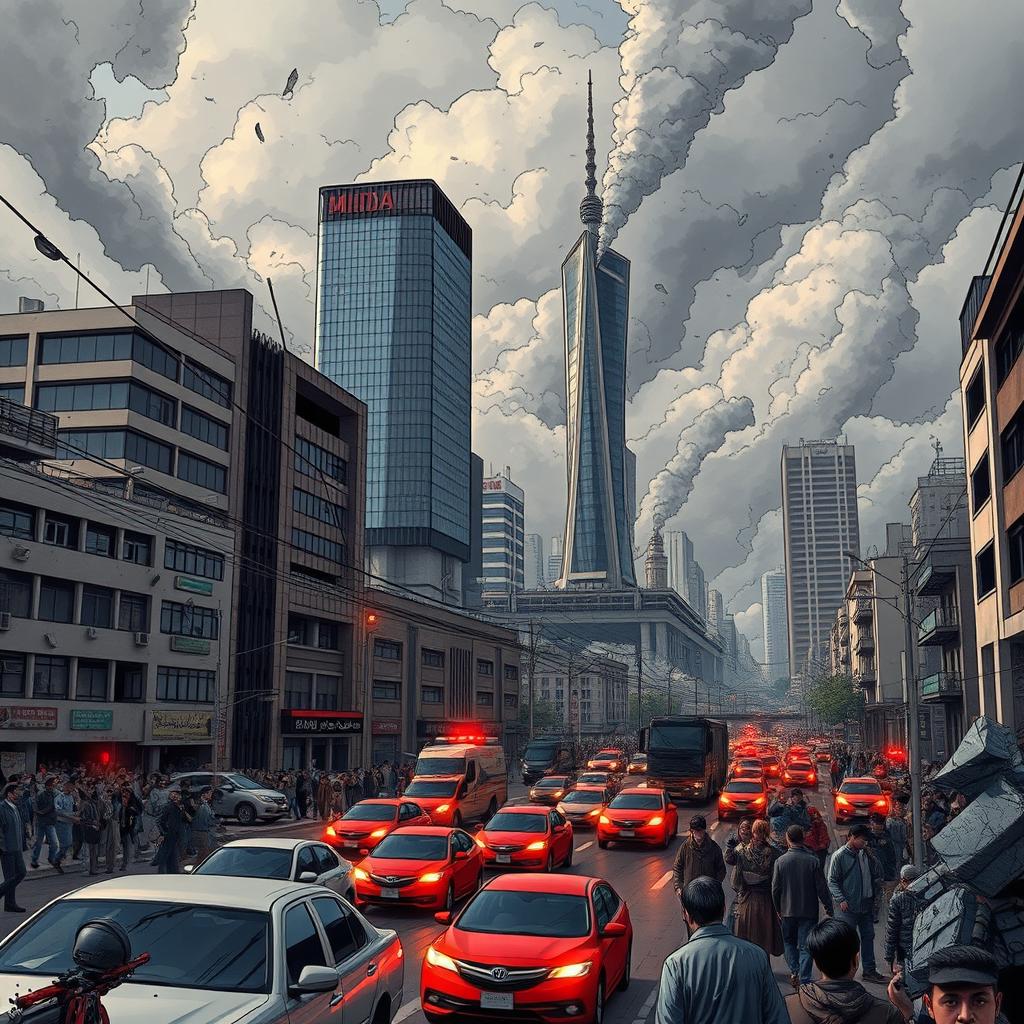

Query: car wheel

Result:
[618,944,632,991]
[659,830,670,850]
[235,802,256,826]
[546,851,555,873]
[591,978,605,1024]
[564,842,573,868]
[598,838,609,849]
[453,811,463,828]
[445,882,455,912]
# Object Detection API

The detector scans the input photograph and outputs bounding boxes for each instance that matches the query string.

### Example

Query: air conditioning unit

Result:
[44,632,58,648]
[0,612,10,631]
[86,626,99,640]
[134,631,150,647]
[10,546,30,562]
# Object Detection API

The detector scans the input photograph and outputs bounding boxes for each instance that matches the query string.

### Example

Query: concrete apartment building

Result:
[480,468,525,605]
[782,439,861,680]
[959,171,1024,740]
[524,534,545,591]
[529,647,629,737]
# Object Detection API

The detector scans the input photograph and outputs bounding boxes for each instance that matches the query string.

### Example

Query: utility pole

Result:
[635,641,643,738]
[902,555,925,869]
[526,620,537,740]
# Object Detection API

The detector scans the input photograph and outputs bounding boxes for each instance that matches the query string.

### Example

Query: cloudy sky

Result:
[2,0,1021,660]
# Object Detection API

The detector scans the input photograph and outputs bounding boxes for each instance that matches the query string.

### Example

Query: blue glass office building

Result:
[315,181,472,565]
[559,76,635,589]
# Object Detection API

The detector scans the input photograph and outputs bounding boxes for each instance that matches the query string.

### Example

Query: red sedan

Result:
[421,873,632,1024]
[586,749,625,773]
[476,806,574,870]
[597,788,677,849]
[781,760,818,789]
[717,778,769,821]
[352,826,483,911]
[529,775,575,806]
[834,777,891,823]
[324,798,431,856]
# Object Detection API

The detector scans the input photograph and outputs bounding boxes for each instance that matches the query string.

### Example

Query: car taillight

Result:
[370,828,389,838]
[325,825,337,837]
[649,815,663,826]
[526,840,546,851]
[807,773,816,782]
[599,814,610,824]
[436,804,451,813]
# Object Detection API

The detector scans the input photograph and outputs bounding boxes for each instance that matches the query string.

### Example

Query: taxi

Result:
[324,798,431,856]
[475,806,574,871]
[833,777,891,823]
[597,787,677,849]
[717,778,769,820]
[586,748,625,772]
[555,786,611,829]
[528,775,574,806]
[352,826,483,911]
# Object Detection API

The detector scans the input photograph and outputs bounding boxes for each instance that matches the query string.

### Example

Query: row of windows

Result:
[294,436,347,484]
[178,450,227,493]
[182,361,233,409]
[284,671,341,711]
[292,488,345,530]
[287,614,340,650]
[35,379,177,428]
[0,653,154,702]
[181,405,229,450]
[157,666,216,703]
[57,428,174,475]
[164,540,225,581]
[0,384,24,404]
[0,570,150,631]
[159,600,219,639]
[292,527,344,565]
[40,331,179,382]
[0,337,28,368]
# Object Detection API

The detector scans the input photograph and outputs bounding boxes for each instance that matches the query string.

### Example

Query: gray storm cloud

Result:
[598,0,812,255]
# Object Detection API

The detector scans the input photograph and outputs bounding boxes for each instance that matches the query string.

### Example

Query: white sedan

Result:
[188,838,355,903]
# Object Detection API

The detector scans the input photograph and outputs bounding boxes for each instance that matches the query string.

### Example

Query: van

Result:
[520,736,575,784]
[403,735,507,827]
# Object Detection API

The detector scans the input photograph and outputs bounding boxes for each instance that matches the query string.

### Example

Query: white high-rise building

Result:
[665,530,706,617]
[760,568,790,682]
[547,535,563,588]
[481,468,525,602]
[525,533,545,591]
[706,588,725,633]
[782,439,861,677]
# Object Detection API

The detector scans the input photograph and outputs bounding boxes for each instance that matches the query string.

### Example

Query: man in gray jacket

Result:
[655,876,789,1024]
[827,824,884,983]
[772,824,833,989]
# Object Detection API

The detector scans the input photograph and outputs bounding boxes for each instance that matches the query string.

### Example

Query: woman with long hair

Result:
[731,818,783,958]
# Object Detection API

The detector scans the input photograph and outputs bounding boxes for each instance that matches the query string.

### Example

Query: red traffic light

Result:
[366,612,379,627]
[99,751,111,765]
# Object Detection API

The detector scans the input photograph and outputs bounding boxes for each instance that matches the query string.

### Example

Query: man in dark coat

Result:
[0,782,27,912]
[155,789,185,874]
[672,815,726,937]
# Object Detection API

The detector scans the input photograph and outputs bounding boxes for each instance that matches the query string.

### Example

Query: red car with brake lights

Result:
[759,754,782,779]
[476,806,574,870]
[717,779,769,821]
[575,771,621,794]
[586,749,625,773]
[352,826,483,911]
[324,798,431,856]
[781,760,818,789]
[421,873,632,1024]
[529,775,574,806]
[597,787,677,849]
[556,787,610,830]
[833,777,891,823]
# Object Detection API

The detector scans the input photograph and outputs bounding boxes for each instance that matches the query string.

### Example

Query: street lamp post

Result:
[363,612,379,767]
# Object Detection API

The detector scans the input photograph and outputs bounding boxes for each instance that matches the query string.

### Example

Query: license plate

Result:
[381,888,399,899]
[344,841,358,849]
[496,854,511,864]
[620,829,635,837]
[481,993,514,1010]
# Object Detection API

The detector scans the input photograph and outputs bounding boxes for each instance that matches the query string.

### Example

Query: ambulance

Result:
[404,733,507,827]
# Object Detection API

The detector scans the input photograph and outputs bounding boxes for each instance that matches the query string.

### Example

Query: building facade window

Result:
[76,660,108,701]
[1009,516,1024,586]
[0,385,25,404]
[315,675,340,710]
[57,429,173,475]
[36,380,176,428]
[177,451,227,494]
[159,600,219,638]
[84,523,116,557]
[965,365,985,427]
[34,655,70,699]
[0,570,32,618]
[181,405,230,450]
[43,513,78,549]
[317,622,339,650]
[114,663,145,702]
[971,453,991,514]
[476,659,494,677]
[996,319,1024,387]
[182,360,232,408]
[422,648,444,668]
[503,664,518,682]
[164,540,225,580]
[117,592,150,632]
[38,578,74,623]
[39,331,179,381]
[1002,409,1024,483]
[122,531,153,565]
[156,667,215,703]
[287,614,313,645]
[0,336,28,367]
[976,542,997,599]
[373,639,402,661]
[80,585,114,629]
[373,681,400,701]
[422,686,443,704]
[294,436,347,484]
[0,501,34,540]
[292,488,346,529]
[503,693,518,708]
[284,671,312,709]
[292,527,344,564]
[0,652,26,696]
[476,690,493,707]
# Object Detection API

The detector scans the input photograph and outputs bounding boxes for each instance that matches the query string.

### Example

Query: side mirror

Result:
[453,850,468,860]
[472,822,484,832]
[601,921,628,938]
[290,964,339,995]
[299,871,318,883]
[553,824,564,833]
[183,864,194,874]
[434,910,453,925]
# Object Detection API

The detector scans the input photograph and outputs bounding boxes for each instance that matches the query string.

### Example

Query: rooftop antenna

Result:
[579,70,603,244]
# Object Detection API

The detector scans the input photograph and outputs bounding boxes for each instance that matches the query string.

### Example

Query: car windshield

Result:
[841,782,882,795]
[578,774,606,783]
[486,813,547,833]
[523,742,558,760]
[224,774,263,792]
[0,900,269,992]
[535,778,567,789]
[343,804,396,822]
[608,795,661,810]
[193,847,292,879]
[725,781,763,793]
[415,756,465,777]
[761,756,779,765]
[630,757,645,765]
[372,834,448,860]
[563,790,604,804]
[404,781,458,798]
[789,763,813,772]
[457,891,590,938]
[595,751,619,759]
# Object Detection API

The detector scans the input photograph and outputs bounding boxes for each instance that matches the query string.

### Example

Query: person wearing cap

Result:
[887,945,1006,1024]
[672,814,726,938]
[883,865,920,976]
[827,824,884,983]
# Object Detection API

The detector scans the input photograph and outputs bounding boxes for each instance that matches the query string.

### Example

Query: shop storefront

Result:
[279,709,363,771]
[145,709,214,773]
[371,718,401,764]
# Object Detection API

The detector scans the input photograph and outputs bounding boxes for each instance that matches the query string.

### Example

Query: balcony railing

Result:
[0,397,57,461]
[960,275,992,355]
[921,671,963,700]
[854,666,876,688]
[853,598,873,624]
[853,633,874,656]
[918,607,960,645]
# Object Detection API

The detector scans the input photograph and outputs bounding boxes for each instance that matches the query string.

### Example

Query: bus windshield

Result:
[649,723,705,750]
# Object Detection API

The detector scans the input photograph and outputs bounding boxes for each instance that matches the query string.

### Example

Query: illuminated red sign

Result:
[327,190,394,216]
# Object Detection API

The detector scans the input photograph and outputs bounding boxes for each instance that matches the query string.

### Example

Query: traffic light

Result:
[99,750,111,766]
[365,612,379,630]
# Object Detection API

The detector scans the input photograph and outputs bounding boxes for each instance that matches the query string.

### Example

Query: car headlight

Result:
[353,867,369,880]
[588,808,600,816]
[426,946,459,972]
[420,872,444,883]
[648,816,663,826]
[549,961,592,979]
[370,828,389,838]
[599,815,610,824]
[525,841,546,852]
[436,804,451,813]
[475,836,487,849]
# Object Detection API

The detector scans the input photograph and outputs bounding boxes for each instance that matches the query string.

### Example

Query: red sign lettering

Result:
[326,190,395,217]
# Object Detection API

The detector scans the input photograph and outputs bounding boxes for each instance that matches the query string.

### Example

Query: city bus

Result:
[640,716,729,801]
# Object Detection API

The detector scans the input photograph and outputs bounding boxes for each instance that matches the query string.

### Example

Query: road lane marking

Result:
[653,869,673,890]
[631,984,659,1024]
[394,998,420,1023]
[576,841,593,852]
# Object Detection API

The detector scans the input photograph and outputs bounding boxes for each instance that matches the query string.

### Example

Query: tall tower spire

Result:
[580,70,603,238]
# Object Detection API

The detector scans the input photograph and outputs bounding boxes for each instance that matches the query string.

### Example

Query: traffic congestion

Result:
[0,722,1010,1024]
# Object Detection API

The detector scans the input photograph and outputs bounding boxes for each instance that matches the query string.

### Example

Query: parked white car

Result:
[0,876,404,1024]
[171,771,288,825]
[188,838,355,903]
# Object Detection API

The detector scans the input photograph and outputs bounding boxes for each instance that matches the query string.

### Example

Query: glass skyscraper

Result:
[315,181,472,593]
[558,75,636,589]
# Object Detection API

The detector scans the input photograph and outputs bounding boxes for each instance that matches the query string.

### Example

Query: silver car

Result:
[172,771,288,824]
[0,875,404,1024]
[188,838,356,903]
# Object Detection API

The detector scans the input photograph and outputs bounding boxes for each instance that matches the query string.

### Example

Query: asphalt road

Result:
[0,770,891,1024]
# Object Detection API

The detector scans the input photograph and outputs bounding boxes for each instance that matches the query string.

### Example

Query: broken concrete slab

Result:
[906,887,992,998]
[990,899,1024,967]
[931,716,1024,798]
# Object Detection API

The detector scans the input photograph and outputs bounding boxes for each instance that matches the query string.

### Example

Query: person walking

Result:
[381,761,396,797]
[786,919,903,1023]
[724,818,754,931]
[886,798,910,868]
[154,790,185,874]
[772,824,834,990]
[120,784,143,869]
[190,787,217,865]
[317,772,332,820]
[884,865,920,975]
[767,788,811,852]
[283,774,299,820]
[805,806,831,871]
[53,779,76,873]
[867,813,899,923]
[655,877,789,1024]
[79,784,103,876]
[731,818,783,959]
[296,771,311,818]
[29,776,60,870]
[672,815,726,937]
[101,786,121,874]
[827,824,884,983]
[0,782,27,913]
[830,755,843,791]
